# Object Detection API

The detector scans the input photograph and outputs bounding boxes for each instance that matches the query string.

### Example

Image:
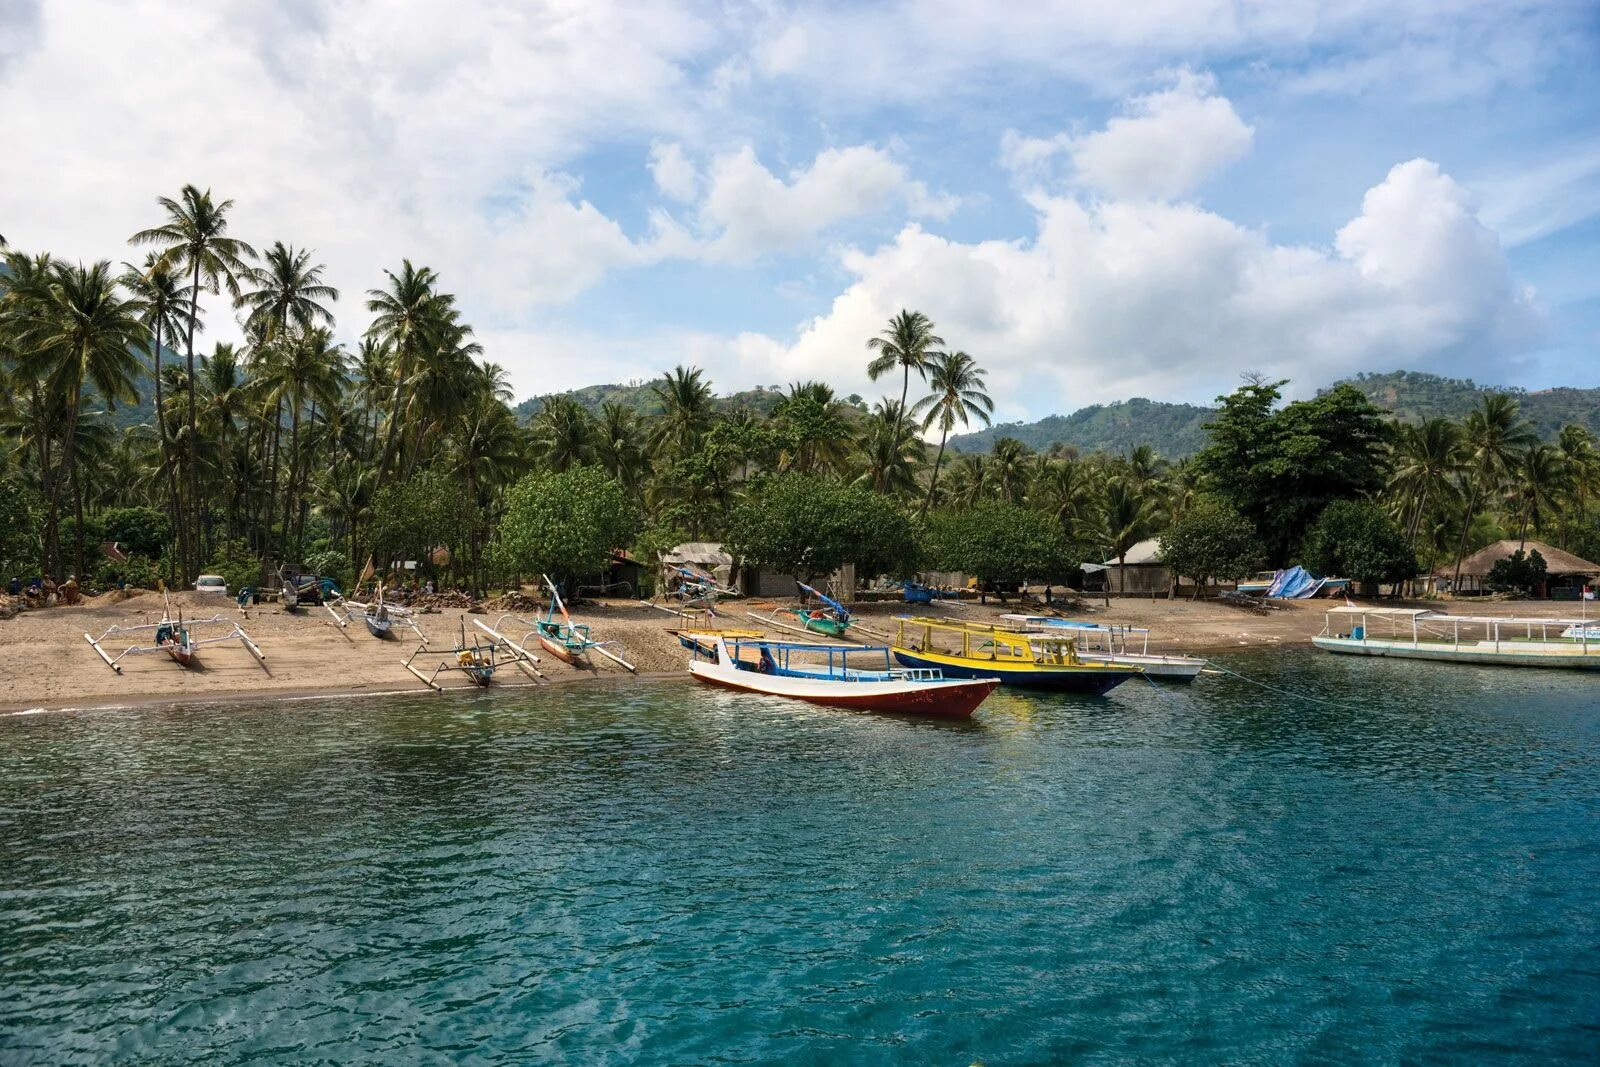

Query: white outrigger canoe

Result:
[684,633,1000,719]
[999,615,1208,680]
[1314,605,1600,669]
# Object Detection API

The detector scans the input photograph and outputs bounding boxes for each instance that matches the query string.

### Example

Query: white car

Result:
[194,574,229,596]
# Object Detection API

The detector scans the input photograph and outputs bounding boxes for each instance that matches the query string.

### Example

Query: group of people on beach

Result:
[6,575,83,607]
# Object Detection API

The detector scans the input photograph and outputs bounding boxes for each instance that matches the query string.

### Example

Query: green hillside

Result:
[947,398,1216,458]
[945,370,1600,458]
[514,381,867,421]
[1339,370,1600,440]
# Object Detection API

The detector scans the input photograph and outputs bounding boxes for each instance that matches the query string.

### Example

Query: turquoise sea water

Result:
[3,650,1599,1063]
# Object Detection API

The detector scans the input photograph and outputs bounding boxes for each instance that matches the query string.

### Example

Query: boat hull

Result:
[795,615,849,637]
[363,615,391,639]
[891,647,1135,694]
[1314,635,1600,670]
[689,660,996,719]
[165,645,195,668]
[538,630,587,666]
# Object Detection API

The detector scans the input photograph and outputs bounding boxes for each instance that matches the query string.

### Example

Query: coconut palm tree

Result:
[1507,443,1567,549]
[1452,394,1535,588]
[532,395,595,471]
[237,241,338,341]
[911,350,992,516]
[9,261,149,577]
[594,400,647,496]
[774,381,852,474]
[119,254,196,566]
[648,365,715,459]
[1557,424,1598,545]
[131,186,256,575]
[365,260,450,487]
[1389,417,1465,557]
[1097,478,1158,594]
[866,310,943,443]
[1035,457,1092,537]
[853,400,922,495]
[989,437,1032,505]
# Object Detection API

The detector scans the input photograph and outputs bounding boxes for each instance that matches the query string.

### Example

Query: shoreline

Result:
[1,591,1569,717]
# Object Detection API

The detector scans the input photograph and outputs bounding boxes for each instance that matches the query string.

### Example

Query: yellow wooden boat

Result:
[890,617,1140,694]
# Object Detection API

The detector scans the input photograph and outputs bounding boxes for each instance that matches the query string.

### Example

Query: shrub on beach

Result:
[1303,500,1416,587]
[725,474,920,581]
[924,502,1078,590]
[496,466,640,590]
[1158,499,1265,595]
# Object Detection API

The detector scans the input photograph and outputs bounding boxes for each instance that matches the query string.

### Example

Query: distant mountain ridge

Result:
[943,370,1600,458]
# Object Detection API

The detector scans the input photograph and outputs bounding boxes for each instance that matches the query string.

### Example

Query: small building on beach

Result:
[1438,539,1600,598]
[1096,538,1172,596]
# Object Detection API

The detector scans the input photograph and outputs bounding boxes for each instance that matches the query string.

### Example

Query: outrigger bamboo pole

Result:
[590,643,636,673]
[84,633,122,673]
[472,619,545,679]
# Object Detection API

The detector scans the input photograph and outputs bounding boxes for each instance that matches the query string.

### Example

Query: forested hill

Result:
[1339,371,1600,440]
[946,398,1215,457]
[945,370,1600,458]
[513,381,792,420]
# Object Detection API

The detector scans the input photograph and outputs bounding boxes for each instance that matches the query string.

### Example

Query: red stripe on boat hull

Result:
[691,671,995,719]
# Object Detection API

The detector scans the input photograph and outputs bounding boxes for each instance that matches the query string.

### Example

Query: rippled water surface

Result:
[4,651,1600,1063]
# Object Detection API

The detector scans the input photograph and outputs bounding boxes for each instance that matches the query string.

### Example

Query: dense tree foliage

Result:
[1486,549,1547,596]
[4,183,1596,602]
[926,502,1078,589]
[725,474,920,580]
[1158,499,1264,593]
[497,466,640,589]
[1303,501,1416,587]
[1195,381,1390,564]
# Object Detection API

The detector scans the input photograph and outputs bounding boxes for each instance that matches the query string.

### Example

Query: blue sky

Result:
[1,0,1597,422]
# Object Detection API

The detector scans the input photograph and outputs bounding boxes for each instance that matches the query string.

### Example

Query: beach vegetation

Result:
[1158,499,1264,595]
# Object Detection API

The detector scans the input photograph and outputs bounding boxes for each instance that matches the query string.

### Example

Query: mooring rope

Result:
[1201,661,1367,711]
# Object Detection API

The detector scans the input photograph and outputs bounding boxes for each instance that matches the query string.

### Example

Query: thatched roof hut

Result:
[1439,539,1600,596]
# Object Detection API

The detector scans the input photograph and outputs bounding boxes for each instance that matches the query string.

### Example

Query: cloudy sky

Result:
[2,0,1597,420]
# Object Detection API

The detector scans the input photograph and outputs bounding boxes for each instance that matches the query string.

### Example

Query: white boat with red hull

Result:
[684,633,999,719]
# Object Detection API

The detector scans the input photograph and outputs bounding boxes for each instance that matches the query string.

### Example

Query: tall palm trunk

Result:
[53,384,84,581]
[280,394,301,564]
[921,426,949,518]
[71,459,86,581]
[184,259,203,581]
[1451,481,1486,590]
[896,367,911,444]
[150,324,185,581]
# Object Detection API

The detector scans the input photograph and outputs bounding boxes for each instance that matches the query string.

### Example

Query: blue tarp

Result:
[1265,566,1329,599]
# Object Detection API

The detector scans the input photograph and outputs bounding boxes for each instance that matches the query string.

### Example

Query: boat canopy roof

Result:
[1327,605,1600,626]
[1325,606,1437,618]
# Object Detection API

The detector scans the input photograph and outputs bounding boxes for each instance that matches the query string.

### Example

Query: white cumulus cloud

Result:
[724,158,1540,421]
[697,144,953,262]
[1003,70,1253,200]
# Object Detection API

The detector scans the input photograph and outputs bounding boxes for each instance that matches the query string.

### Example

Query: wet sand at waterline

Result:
[0,590,1574,712]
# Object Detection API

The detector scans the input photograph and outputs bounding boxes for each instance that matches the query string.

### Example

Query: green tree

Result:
[725,474,920,581]
[1195,380,1390,563]
[1157,498,1264,596]
[866,309,942,444]
[1303,500,1417,589]
[925,501,1078,593]
[1095,478,1160,593]
[1485,548,1546,596]
[0,475,44,578]
[1451,393,1535,587]
[911,350,992,516]
[497,466,640,588]
[102,505,172,558]
[131,185,257,577]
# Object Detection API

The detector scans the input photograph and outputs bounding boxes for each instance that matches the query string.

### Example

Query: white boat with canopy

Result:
[997,615,1207,680]
[1314,606,1600,669]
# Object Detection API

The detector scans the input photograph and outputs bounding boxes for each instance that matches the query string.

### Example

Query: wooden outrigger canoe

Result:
[85,595,266,674]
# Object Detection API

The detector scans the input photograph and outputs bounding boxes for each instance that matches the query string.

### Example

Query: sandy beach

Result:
[1,589,1579,713]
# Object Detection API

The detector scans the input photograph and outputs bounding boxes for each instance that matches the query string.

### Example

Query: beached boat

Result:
[684,632,999,718]
[85,594,267,674]
[332,586,423,640]
[401,619,500,689]
[998,615,1208,681]
[790,582,852,637]
[1314,605,1600,669]
[496,576,636,671]
[890,617,1141,694]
